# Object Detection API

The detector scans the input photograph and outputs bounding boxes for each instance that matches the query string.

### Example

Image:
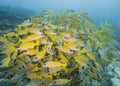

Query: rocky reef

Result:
[0,9,119,86]
[0,5,35,35]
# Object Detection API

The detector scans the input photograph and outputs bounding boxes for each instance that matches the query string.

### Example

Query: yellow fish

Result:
[18,41,37,50]
[47,67,62,74]
[43,61,67,68]
[98,48,109,61]
[56,38,63,46]
[46,42,54,54]
[45,29,56,35]
[23,48,39,55]
[58,52,68,63]
[15,59,27,70]
[3,32,17,37]
[27,73,42,80]
[0,42,15,54]
[18,54,31,64]
[74,54,89,67]
[10,50,18,62]
[0,37,8,42]
[56,46,74,54]
[32,46,46,62]
[25,34,44,42]
[19,20,32,27]
[64,42,80,51]
[17,28,29,35]
[49,35,58,42]
[0,55,11,67]
[60,32,71,38]
[29,27,43,34]
[53,78,72,85]
[27,64,42,72]
[87,51,96,61]
[40,37,50,44]
[62,36,78,42]
[80,45,92,53]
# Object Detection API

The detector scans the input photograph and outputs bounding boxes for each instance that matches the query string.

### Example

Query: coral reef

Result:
[0,9,118,86]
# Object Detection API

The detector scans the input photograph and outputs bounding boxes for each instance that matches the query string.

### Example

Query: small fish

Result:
[25,34,44,42]
[45,29,56,35]
[10,50,18,63]
[15,59,27,70]
[19,20,32,27]
[18,54,31,64]
[46,42,54,54]
[47,67,62,74]
[49,35,58,41]
[74,54,89,67]
[40,37,50,44]
[80,45,92,53]
[17,28,29,35]
[27,73,42,80]
[0,42,15,54]
[0,55,11,67]
[32,46,46,62]
[56,38,63,46]
[62,36,78,42]
[23,48,39,55]
[60,32,71,38]
[46,42,53,51]
[58,52,68,63]
[56,46,74,54]
[0,37,8,42]
[3,32,17,37]
[98,48,109,61]
[18,41,37,50]
[43,61,67,68]
[29,27,43,34]
[27,63,42,72]
[64,42,80,51]
[53,78,72,85]
[87,52,96,61]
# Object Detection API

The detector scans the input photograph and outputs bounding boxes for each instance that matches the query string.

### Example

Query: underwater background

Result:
[0,0,120,86]
[0,0,120,33]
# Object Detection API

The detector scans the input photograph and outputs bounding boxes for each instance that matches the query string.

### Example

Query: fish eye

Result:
[39,30,42,32]
[23,50,27,53]
[47,39,50,42]
[70,50,73,52]
[41,34,44,36]
[76,46,79,49]
[44,63,46,65]
[34,56,38,60]
[53,30,56,33]
[54,81,56,83]
[47,47,50,50]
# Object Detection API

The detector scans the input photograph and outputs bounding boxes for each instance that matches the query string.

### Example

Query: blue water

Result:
[0,0,120,32]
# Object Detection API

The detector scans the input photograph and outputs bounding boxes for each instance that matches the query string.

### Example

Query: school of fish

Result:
[0,9,118,86]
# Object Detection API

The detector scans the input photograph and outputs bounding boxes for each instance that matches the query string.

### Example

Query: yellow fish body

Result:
[56,46,73,54]
[23,48,39,55]
[53,78,72,85]
[40,37,50,44]
[74,54,89,67]
[18,41,37,50]
[25,34,44,42]
[43,61,67,68]
[29,27,43,34]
